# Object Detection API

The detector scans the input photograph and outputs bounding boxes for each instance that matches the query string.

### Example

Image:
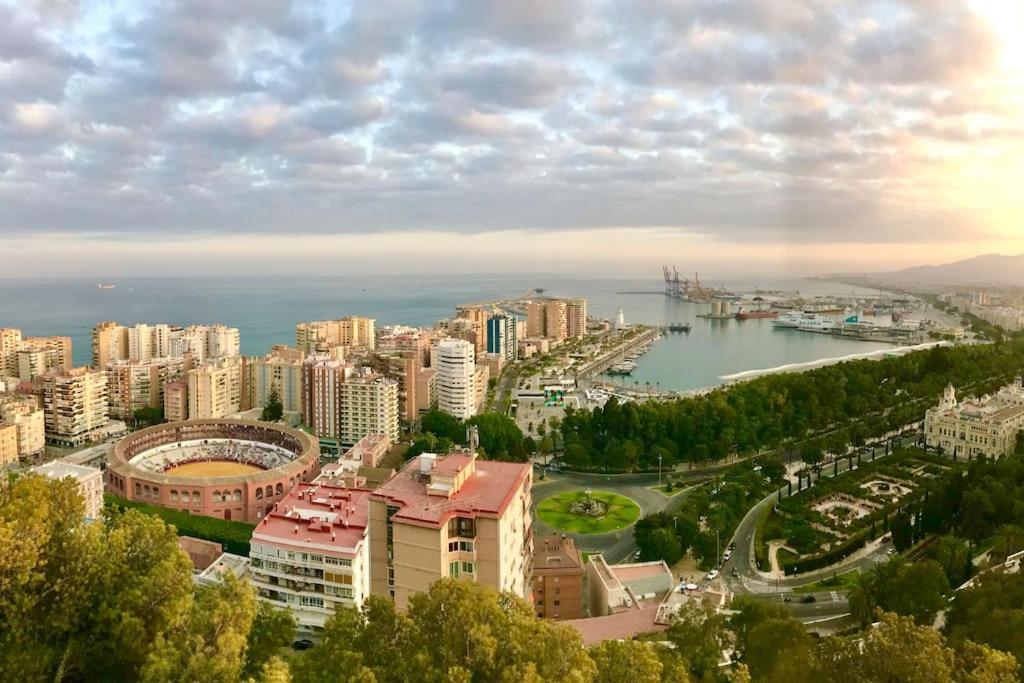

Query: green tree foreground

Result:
[2,474,1022,682]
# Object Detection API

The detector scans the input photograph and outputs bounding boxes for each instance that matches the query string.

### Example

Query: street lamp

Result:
[658,453,663,486]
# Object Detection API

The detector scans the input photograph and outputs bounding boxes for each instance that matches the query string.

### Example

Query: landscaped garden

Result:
[755,448,961,575]
[536,489,641,534]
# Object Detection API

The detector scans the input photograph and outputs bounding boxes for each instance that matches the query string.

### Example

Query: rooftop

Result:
[564,606,666,646]
[252,482,372,555]
[534,533,583,573]
[31,460,102,482]
[370,451,530,528]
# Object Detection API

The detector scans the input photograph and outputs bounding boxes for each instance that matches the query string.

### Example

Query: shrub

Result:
[105,493,256,555]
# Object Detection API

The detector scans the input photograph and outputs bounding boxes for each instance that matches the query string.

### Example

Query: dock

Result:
[574,327,660,380]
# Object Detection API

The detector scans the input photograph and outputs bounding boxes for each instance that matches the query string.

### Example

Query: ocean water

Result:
[0,275,892,392]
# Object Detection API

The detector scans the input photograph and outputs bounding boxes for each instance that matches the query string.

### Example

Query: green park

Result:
[536,489,642,534]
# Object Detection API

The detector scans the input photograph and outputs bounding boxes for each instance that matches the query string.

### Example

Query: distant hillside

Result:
[829,253,1024,288]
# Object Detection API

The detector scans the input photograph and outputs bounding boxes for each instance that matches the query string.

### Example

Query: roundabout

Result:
[535,489,642,534]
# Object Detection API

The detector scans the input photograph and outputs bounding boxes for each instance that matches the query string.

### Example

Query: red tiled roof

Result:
[369,453,529,528]
[564,606,667,646]
[252,482,371,555]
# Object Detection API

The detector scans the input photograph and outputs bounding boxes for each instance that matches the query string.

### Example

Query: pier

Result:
[574,326,661,380]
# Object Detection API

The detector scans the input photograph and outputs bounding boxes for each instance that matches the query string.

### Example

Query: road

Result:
[716,432,925,602]
[531,469,709,563]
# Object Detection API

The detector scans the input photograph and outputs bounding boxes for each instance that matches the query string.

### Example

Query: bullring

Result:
[105,419,320,523]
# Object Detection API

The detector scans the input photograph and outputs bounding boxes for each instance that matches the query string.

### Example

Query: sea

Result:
[0,275,893,393]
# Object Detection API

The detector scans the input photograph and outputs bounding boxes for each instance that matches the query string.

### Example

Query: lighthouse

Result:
[616,307,625,330]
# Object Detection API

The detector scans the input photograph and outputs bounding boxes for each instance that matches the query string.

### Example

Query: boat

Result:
[771,311,803,328]
[606,360,637,375]
[97,283,117,289]
[735,309,779,320]
[667,322,692,332]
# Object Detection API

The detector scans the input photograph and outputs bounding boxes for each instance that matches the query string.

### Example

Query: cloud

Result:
[0,0,1018,263]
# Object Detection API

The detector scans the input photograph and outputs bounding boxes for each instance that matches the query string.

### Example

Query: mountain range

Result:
[828,253,1024,288]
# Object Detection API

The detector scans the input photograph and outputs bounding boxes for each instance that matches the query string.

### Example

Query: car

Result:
[783,595,792,603]
[706,570,719,580]
[800,595,817,604]
[634,550,642,560]
[731,568,739,577]
[880,535,891,544]
[887,548,897,555]
[728,542,736,551]
[292,639,315,651]
[723,551,732,561]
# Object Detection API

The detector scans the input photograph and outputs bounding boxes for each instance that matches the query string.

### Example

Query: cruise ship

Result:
[771,310,803,328]
[772,310,857,331]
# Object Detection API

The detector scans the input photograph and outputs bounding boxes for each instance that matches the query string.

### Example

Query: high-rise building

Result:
[455,306,488,355]
[107,357,189,420]
[127,323,154,362]
[473,365,489,414]
[296,317,376,354]
[302,355,345,441]
[0,328,23,377]
[435,338,476,420]
[486,315,519,362]
[337,371,399,448]
[525,298,587,340]
[16,336,73,380]
[92,321,129,368]
[565,298,588,338]
[164,381,188,422]
[0,399,45,458]
[205,324,241,359]
[187,357,242,419]
[42,368,110,446]
[247,345,304,414]
[375,353,420,424]
[0,423,17,467]
[249,482,373,629]
[369,450,533,610]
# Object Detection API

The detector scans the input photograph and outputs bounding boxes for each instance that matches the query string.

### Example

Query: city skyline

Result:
[1,0,1022,276]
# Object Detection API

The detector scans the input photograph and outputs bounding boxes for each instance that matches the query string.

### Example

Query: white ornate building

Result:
[925,378,1024,459]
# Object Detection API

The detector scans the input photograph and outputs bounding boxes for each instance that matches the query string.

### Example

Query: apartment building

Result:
[302,355,346,442]
[247,345,304,414]
[42,367,110,446]
[533,534,585,620]
[486,314,519,362]
[473,365,489,414]
[525,298,588,341]
[455,306,489,355]
[0,424,17,467]
[337,371,399,448]
[0,328,22,377]
[369,450,533,610]
[435,338,476,420]
[187,357,242,419]
[415,368,437,417]
[15,336,72,380]
[107,357,189,420]
[164,381,188,422]
[925,380,1024,459]
[92,321,129,368]
[31,461,105,520]
[376,328,433,369]
[296,317,376,354]
[0,399,45,458]
[249,483,372,630]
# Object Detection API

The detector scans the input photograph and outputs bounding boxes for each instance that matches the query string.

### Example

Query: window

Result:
[170,490,178,502]
[554,600,560,607]
[275,483,284,496]
[265,485,273,499]
[447,517,476,538]
[449,561,459,577]
[213,491,222,503]
[255,488,263,500]
[233,489,242,502]
[461,562,474,574]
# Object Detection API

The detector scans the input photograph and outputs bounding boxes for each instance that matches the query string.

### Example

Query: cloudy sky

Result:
[1,0,1022,278]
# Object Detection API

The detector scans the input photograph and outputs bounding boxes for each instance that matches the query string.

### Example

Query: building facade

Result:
[296,317,376,354]
[107,357,189,420]
[249,483,372,630]
[164,381,188,422]
[42,368,111,446]
[925,380,1024,459]
[533,534,585,620]
[337,371,400,448]
[0,424,17,467]
[247,345,304,414]
[187,357,242,419]
[0,399,45,458]
[302,355,346,441]
[0,328,22,378]
[486,314,519,362]
[368,451,533,610]
[32,461,105,520]
[435,338,476,420]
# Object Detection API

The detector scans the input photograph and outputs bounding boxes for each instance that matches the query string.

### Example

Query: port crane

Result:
[661,266,714,302]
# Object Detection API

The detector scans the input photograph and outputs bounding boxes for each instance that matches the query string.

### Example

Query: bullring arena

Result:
[105,419,320,523]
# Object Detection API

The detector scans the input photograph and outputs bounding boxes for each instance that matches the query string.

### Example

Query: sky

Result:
[1,0,1023,278]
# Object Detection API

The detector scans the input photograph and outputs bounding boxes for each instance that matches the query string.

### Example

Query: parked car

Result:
[706,570,719,581]
[800,595,817,604]
[292,639,315,651]
[723,551,732,561]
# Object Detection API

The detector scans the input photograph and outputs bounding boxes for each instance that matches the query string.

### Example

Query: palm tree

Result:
[848,570,878,626]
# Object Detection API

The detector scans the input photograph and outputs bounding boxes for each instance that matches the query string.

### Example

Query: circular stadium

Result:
[106,419,320,523]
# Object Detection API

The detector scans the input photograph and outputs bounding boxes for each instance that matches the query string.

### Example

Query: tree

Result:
[466,413,526,461]
[421,409,466,444]
[262,384,284,422]
[243,602,296,679]
[890,511,914,551]
[745,618,815,683]
[648,527,684,565]
[133,406,164,427]
[589,640,663,683]
[663,601,731,680]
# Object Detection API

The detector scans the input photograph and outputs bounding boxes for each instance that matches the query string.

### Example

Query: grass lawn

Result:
[793,570,861,594]
[536,490,641,534]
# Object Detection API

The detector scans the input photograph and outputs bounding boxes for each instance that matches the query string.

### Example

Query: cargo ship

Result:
[735,309,779,320]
